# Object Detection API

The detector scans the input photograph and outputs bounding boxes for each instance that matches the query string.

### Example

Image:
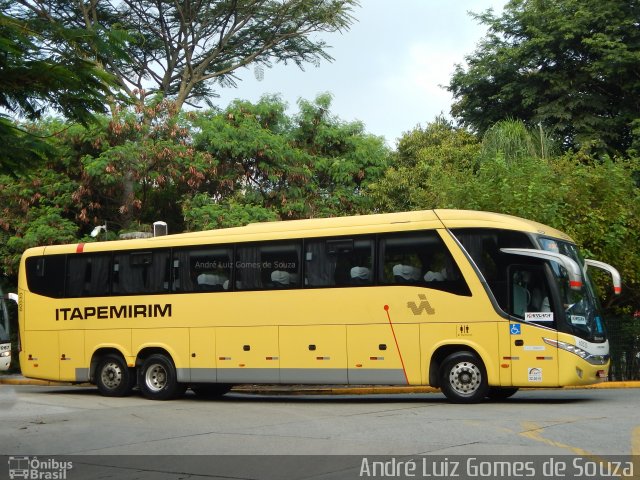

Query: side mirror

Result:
[500,248,584,291]
[585,259,621,295]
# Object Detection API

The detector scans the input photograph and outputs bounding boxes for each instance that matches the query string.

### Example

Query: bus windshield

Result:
[538,237,606,343]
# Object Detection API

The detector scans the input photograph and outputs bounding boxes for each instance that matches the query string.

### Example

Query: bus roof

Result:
[434,209,574,242]
[25,209,574,256]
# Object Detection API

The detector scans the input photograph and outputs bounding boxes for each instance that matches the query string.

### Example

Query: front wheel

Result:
[95,354,135,397]
[440,351,488,403]
[138,354,185,400]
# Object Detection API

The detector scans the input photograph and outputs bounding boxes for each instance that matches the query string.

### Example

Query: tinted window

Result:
[236,242,301,290]
[379,231,470,295]
[305,237,374,287]
[66,254,111,297]
[112,250,170,295]
[26,255,66,298]
[173,247,233,292]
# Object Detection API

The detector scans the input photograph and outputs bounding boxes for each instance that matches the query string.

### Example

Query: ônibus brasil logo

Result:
[8,456,72,479]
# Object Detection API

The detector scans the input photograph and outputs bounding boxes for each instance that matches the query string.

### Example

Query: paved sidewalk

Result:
[1,373,639,394]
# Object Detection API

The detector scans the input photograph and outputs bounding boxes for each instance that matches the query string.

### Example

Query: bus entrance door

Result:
[507,264,559,387]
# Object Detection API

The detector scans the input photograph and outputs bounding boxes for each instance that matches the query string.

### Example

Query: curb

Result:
[1,375,639,394]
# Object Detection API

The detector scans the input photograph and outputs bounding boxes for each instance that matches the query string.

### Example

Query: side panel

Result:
[59,330,85,381]
[280,325,348,383]
[510,322,558,387]
[347,324,419,385]
[189,327,217,383]
[22,330,59,380]
[216,326,279,383]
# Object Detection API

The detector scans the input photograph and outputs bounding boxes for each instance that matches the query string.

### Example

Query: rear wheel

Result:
[486,387,519,401]
[95,354,135,397]
[191,384,233,398]
[138,354,185,400]
[440,351,488,403]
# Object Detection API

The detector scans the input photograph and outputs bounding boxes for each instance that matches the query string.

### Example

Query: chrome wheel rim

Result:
[100,362,123,390]
[448,361,482,396]
[145,363,168,392]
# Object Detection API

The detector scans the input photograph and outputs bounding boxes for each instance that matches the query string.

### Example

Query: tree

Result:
[0,6,126,174]
[366,119,480,212]
[186,93,389,229]
[448,0,640,155]
[14,0,359,110]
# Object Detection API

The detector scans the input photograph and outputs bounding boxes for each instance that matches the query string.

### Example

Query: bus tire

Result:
[138,354,185,400]
[95,354,135,397]
[440,351,488,404]
[486,387,519,401]
[191,383,233,398]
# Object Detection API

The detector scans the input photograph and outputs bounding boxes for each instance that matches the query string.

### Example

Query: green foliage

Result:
[448,0,640,155]
[367,119,481,212]
[77,99,218,231]
[0,7,127,174]
[395,116,480,170]
[182,194,278,230]
[190,94,389,227]
[480,119,557,162]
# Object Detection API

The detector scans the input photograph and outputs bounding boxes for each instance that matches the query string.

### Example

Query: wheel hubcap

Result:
[449,361,481,395]
[145,364,168,392]
[101,362,122,389]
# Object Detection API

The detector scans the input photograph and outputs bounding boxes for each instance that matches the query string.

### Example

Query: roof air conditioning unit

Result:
[153,221,168,237]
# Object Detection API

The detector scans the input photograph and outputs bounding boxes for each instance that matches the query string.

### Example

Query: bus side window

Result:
[66,254,111,297]
[173,247,233,292]
[112,250,170,295]
[379,231,471,296]
[236,242,301,290]
[305,237,373,287]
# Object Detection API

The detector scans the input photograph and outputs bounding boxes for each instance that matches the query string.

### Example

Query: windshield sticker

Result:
[595,316,604,333]
[570,315,587,325]
[525,312,554,322]
[528,367,543,382]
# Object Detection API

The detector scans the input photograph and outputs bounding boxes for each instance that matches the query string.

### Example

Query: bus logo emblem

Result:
[407,294,435,315]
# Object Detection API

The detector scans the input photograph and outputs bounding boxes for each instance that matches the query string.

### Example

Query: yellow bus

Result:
[16,209,621,403]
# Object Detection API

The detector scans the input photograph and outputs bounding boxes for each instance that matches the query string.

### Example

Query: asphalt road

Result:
[1,384,638,457]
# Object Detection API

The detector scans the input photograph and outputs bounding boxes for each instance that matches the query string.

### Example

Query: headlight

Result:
[543,338,609,365]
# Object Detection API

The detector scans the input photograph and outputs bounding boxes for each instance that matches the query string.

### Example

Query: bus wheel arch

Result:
[136,348,186,400]
[429,346,489,403]
[91,349,135,397]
